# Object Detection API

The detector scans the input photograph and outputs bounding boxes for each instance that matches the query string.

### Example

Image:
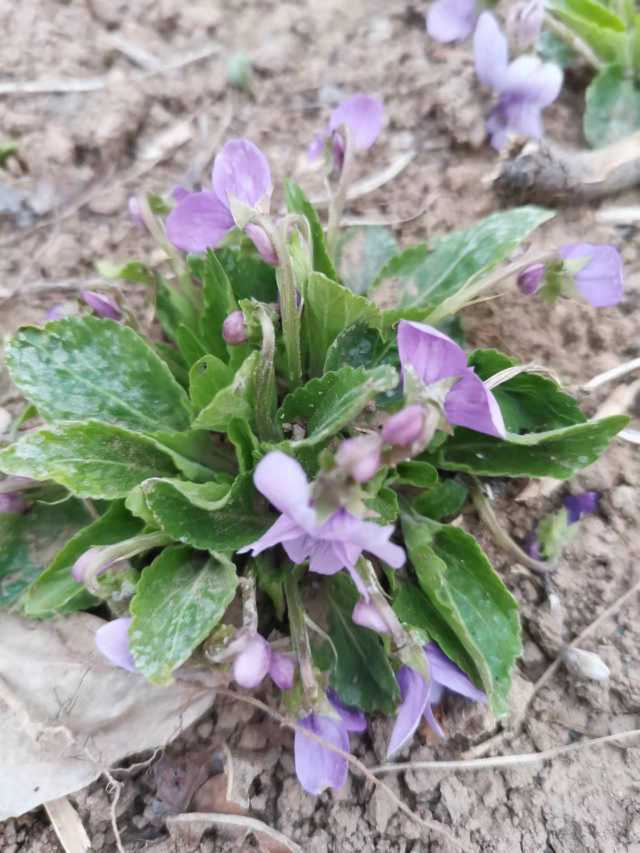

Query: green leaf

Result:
[537,507,576,560]
[227,417,261,472]
[216,247,278,303]
[0,499,93,608]
[584,64,640,147]
[156,277,199,344]
[189,355,234,412]
[436,415,629,479]
[327,574,400,713]
[324,323,388,373]
[190,250,238,361]
[469,349,586,433]
[278,365,398,448]
[413,479,468,520]
[130,545,237,684]
[547,0,626,62]
[402,512,521,715]
[393,582,482,685]
[302,272,382,375]
[95,259,156,286]
[192,352,259,432]
[0,421,178,498]
[285,180,338,281]
[148,429,233,482]
[335,226,398,294]
[23,501,143,617]
[395,461,439,488]
[6,316,192,432]
[252,553,288,621]
[155,342,189,387]
[376,207,554,323]
[175,324,208,368]
[364,486,400,524]
[141,473,274,553]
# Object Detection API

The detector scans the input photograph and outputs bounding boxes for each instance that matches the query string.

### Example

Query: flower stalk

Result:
[285,571,319,706]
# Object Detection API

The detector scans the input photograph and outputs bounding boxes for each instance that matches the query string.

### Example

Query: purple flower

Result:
[269,651,296,690]
[387,644,485,757]
[71,546,115,583]
[563,491,599,524]
[397,320,506,438]
[474,12,562,150]
[517,263,545,296]
[232,632,296,690]
[294,691,366,795]
[382,404,426,448]
[95,617,137,672]
[309,94,384,168]
[335,435,382,484]
[0,493,28,514]
[166,139,275,261]
[560,244,624,307]
[128,196,145,229]
[352,599,390,634]
[222,309,248,345]
[45,304,74,322]
[426,0,477,43]
[507,0,544,50]
[80,290,122,321]
[238,452,405,596]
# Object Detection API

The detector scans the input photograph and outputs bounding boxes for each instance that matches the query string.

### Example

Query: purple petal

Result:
[171,186,190,203]
[95,617,137,672]
[71,546,113,583]
[500,97,543,140]
[252,451,315,528]
[46,304,73,322]
[563,491,599,524]
[422,681,446,738]
[128,196,145,228]
[233,634,272,688]
[308,129,330,161]
[308,539,351,575]
[352,599,390,635]
[397,320,468,386]
[80,290,122,321]
[427,0,477,43]
[503,56,563,107]
[329,95,384,151]
[486,106,510,150]
[445,369,506,438]
[386,666,430,757]
[222,309,248,345]
[327,689,368,732]
[0,493,28,514]
[212,138,273,211]
[382,404,426,447]
[319,509,406,570]
[294,713,349,794]
[245,223,278,265]
[474,12,508,91]
[166,191,234,253]
[269,652,295,689]
[523,526,542,560]
[517,263,545,296]
[425,643,486,702]
[560,244,624,308]
[335,435,382,483]
[237,513,307,558]
[282,533,314,564]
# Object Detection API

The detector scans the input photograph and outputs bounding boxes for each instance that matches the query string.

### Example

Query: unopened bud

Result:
[72,546,114,584]
[507,0,544,49]
[382,405,425,447]
[245,223,279,266]
[0,493,28,514]
[352,600,390,635]
[232,633,272,688]
[517,263,545,296]
[564,648,610,682]
[223,310,248,345]
[80,290,122,321]
[335,434,382,483]
[269,651,295,690]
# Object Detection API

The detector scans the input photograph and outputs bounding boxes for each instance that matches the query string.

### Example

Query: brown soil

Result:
[1,1,639,851]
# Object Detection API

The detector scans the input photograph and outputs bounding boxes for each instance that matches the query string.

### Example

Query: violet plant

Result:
[0,95,629,795]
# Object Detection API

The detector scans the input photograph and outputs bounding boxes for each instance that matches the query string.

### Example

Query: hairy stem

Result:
[326,127,355,259]
[284,572,319,705]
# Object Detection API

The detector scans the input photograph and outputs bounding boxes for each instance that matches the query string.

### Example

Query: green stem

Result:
[285,571,319,704]
[326,127,355,260]
[254,303,283,441]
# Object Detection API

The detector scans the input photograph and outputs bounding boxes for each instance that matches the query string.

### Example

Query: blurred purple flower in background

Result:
[474,11,562,149]
[563,491,600,524]
[507,0,544,49]
[222,309,248,345]
[560,244,624,307]
[0,493,28,514]
[397,320,506,438]
[295,690,366,794]
[517,263,545,296]
[387,643,486,756]
[426,0,478,43]
[309,94,384,169]
[382,404,426,448]
[238,451,405,595]
[335,434,382,483]
[80,290,122,321]
[166,138,276,263]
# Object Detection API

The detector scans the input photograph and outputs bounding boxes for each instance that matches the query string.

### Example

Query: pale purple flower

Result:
[269,652,296,690]
[517,263,545,296]
[232,632,296,690]
[45,304,74,322]
[222,309,248,345]
[309,94,384,168]
[352,599,390,634]
[238,452,405,596]
[335,435,382,483]
[426,0,477,43]
[128,196,145,228]
[397,320,506,438]
[474,12,562,150]
[382,404,426,447]
[166,138,275,262]
[563,491,599,524]
[560,244,624,307]
[294,691,366,795]
[507,0,544,49]
[95,617,137,672]
[0,493,28,514]
[80,290,122,321]
[387,643,486,757]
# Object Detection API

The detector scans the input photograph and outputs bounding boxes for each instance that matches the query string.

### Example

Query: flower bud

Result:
[80,290,122,321]
[517,263,545,296]
[269,651,295,690]
[559,244,623,307]
[382,405,425,447]
[71,546,115,583]
[245,223,279,266]
[0,493,28,514]
[507,0,544,49]
[95,617,137,672]
[352,599,390,635]
[335,434,382,483]
[564,648,610,682]
[222,310,248,345]
[232,633,272,688]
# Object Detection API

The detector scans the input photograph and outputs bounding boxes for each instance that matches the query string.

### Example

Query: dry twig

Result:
[44,798,91,853]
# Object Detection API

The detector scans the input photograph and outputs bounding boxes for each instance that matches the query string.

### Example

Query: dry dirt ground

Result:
[1,1,639,851]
